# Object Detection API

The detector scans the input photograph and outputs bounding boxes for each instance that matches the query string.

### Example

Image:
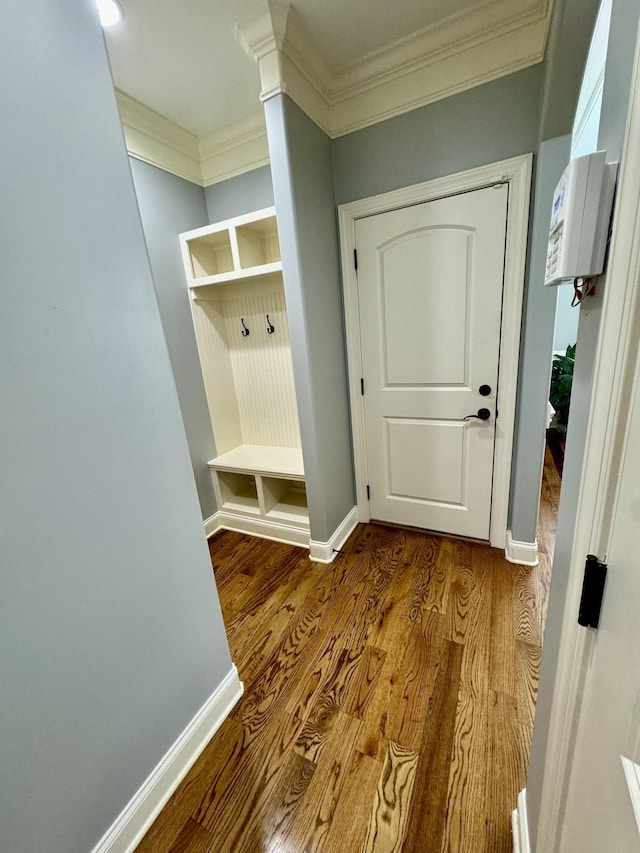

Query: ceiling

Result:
[104,0,263,137]
[104,0,519,139]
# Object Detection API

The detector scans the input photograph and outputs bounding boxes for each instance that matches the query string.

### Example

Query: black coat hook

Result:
[241,318,250,337]
[266,314,275,335]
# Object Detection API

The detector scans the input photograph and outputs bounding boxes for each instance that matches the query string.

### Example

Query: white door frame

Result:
[533,27,640,850]
[338,155,533,549]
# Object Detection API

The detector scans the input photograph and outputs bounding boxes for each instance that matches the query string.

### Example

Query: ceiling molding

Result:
[117,0,553,184]
[329,16,550,136]
[331,0,550,98]
[276,53,332,135]
[199,111,270,187]
[115,91,269,187]
[236,0,553,138]
[237,3,332,134]
[116,91,202,184]
[235,10,278,60]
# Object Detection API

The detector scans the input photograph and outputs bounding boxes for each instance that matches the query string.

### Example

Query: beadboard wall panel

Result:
[191,299,242,455]
[223,287,301,449]
[192,282,301,453]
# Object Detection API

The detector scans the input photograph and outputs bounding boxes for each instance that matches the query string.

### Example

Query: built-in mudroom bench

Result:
[179,207,310,548]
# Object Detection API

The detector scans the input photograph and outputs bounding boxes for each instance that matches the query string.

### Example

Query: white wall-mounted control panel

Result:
[544,151,617,286]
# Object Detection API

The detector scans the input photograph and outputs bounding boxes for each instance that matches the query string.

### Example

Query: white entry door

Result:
[355,184,508,539]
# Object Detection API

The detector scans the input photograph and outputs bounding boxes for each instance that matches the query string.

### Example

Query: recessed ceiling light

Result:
[97,0,124,28]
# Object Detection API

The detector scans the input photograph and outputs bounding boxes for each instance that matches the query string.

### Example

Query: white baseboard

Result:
[512,788,531,853]
[205,510,310,549]
[309,507,359,563]
[505,530,539,566]
[92,665,243,853]
[511,809,521,853]
[203,512,222,538]
[622,756,640,834]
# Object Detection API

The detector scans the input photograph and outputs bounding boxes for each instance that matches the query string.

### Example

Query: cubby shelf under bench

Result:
[209,444,308,533]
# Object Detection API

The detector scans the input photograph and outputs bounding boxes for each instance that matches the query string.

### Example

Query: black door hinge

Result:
[366,485,370,500]
[578,554,608,629]
[354,249,358,271]
[361,377,364,395]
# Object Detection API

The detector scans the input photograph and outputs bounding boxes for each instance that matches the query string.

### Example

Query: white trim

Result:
[338,155,532,549]
[213,510,311,549]
[199,111,270,187]
[236,1,552,139]
[505,531,539,566]
[115,92,269,187]
[309,507,359,563]
[237,7,333,136]
[326,20,549,138]
[512,788,532,853]
[203,513,222,538]
[116,1,552,181]
[512,810,521,853]
[572,66,605,154]
[91,666,243,853]
[331,1,548,99]
[116,0,551,182]
[536,28,640,850]
[622,756,640,835]
[115,91,203,186]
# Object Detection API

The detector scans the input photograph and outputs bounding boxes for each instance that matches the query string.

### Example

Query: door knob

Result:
[464,408,491,421]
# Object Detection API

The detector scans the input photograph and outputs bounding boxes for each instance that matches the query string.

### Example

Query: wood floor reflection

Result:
[137,448,559,852]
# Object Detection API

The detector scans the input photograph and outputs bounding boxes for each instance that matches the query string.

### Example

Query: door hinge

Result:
[366,485,370,500]
[354,249,358,271]
[578,554,608,629]
[360,377,364,395]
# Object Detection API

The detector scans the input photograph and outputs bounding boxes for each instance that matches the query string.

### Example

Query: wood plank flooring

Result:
[137,449,559,853]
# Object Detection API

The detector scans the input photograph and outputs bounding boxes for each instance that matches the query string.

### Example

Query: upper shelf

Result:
[180,207,281,287]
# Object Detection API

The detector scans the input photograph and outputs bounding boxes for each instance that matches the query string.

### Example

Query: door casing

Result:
[532,33,640,849]
[338,154,533,550]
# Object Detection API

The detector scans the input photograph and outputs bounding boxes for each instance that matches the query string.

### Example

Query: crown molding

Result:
[236,3,331,135]
[115,91,203,185]
[117,0,553,183]
[328,16,549,136]
[237,0,553,138]
[199,111,270,187]
[115,91,269,187]
[276,52,332,135]
[331,0,550,98]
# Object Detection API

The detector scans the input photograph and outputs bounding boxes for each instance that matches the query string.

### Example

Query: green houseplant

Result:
[550,343,576,429]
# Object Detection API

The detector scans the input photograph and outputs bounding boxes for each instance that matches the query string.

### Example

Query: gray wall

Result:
[553,287,580,351]
[526,0,640,846]
[508,136,570,544]
[205,164,274,222]
[129,158,217,519]
[0,3,233,851]
[539,0,601,140]
[332,65,544,205]
[265,95,356,542]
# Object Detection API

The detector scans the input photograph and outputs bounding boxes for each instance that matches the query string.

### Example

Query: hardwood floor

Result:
[137,452,559,852]
[545,428,566,478]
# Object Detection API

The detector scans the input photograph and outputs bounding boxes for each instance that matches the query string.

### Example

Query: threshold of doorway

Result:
[370,518,489,547]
